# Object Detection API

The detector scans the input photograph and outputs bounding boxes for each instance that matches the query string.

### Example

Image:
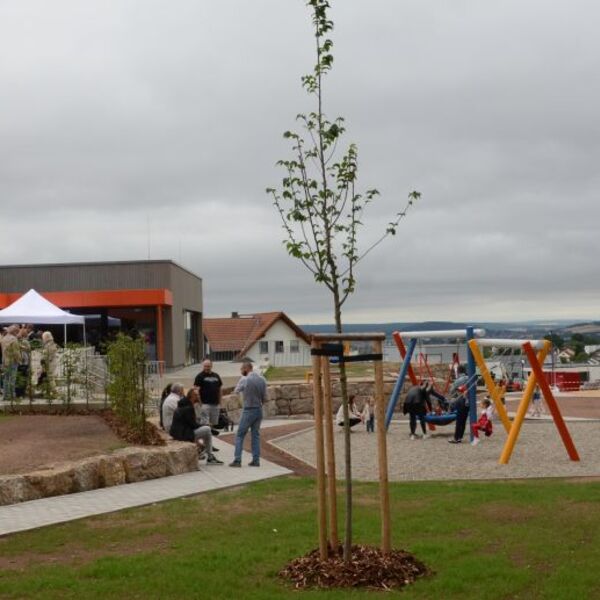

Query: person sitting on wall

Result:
[170,388,223,465]
[161,383,183,431]
[336,395,362,430]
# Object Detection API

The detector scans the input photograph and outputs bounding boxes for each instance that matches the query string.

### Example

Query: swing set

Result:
[384,327,484,432]
[468,337,580,464]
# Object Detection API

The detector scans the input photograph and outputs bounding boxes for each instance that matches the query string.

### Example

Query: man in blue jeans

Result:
[230,360,267,467]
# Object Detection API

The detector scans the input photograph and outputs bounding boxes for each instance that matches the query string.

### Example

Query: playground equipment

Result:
[385,327,485,431]
[468,337,580,465]
[310,333,391,559]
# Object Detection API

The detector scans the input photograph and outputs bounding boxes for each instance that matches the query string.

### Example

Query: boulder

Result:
[298,384,313,399]
[0,475,38,506]
[281,385,300,400]
[98,455,127,487]
[290,397,314,414]
[267,385,282,401]
[72,458,101,492]
[164,442,198,475]
[24,465,76,499]
[117,448,168,483]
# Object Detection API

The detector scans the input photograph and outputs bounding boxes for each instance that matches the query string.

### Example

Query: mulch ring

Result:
[280,544,430,590]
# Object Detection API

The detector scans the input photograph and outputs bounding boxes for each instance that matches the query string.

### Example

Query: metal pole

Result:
[466,326,477,441]
[385,337,417,429]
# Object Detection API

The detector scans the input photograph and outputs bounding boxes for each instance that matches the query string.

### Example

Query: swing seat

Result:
[425,412,457,426]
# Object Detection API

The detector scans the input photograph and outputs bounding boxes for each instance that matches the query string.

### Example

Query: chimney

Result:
[231,311,239,319]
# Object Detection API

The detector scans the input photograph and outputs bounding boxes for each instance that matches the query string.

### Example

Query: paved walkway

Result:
[0,435,290,537]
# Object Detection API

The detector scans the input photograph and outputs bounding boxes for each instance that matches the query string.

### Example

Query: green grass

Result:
[0,478,598,599]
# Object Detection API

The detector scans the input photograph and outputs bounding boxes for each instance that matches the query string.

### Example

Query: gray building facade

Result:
[0,260,203,368]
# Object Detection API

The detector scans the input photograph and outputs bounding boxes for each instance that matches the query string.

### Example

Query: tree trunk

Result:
[333,291,352,562]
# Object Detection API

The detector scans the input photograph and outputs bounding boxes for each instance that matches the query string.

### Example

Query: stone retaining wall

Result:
[221,380,407,421]
[0,441,198,506]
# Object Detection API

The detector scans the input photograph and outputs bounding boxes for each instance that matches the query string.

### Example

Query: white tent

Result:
[0,289,85,325]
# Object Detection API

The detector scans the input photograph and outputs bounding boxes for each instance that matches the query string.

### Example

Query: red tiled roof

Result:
[203,312,309,357]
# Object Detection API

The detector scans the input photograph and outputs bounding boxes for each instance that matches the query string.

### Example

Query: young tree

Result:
[267,0,419,560]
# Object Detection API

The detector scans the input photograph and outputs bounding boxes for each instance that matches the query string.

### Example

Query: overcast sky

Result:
[1,1,598,324]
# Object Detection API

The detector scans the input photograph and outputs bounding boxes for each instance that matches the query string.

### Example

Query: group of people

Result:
[160,359,268,467]
[0,324,58,401]
[335,396,375,432]
[402,365,496,446]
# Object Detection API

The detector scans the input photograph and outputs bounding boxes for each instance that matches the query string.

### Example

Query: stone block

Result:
[290,397,314,414]
[281,385,300,400]
[267,385,282,401]
[72,459,101,492]
[117,448,168,483]
[298,384,313,399]
[0,475,38,506]
[165,442,198,475]
[98,455,127,487]
[24,465,76,499]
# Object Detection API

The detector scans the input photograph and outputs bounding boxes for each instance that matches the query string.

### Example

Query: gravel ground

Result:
[272,420,600,481]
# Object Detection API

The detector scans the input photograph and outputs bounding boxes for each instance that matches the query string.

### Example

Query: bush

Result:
[107,334,150,442]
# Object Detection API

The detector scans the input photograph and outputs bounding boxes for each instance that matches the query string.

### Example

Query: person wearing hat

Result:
[448,384,470,444]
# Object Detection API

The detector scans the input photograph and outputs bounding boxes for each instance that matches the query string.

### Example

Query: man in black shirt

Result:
[194,359,223,426]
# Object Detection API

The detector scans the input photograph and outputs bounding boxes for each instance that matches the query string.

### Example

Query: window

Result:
[275,340,284,353]
[259,341,269,354]
[290,340,300,353]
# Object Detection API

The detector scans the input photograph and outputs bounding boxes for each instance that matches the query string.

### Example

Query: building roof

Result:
[203,312,309,357]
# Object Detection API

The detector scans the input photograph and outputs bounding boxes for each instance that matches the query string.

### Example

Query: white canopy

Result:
[0,289,85,325]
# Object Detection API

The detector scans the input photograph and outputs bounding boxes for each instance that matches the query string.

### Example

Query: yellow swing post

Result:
[499,342,551,465]
[467,340,512,434]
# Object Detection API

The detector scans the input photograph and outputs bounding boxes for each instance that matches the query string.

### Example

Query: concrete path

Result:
[0,437,290,537]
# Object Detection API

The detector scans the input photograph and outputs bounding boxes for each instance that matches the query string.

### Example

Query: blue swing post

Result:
[385,337,417,430]
[466,326,478,441]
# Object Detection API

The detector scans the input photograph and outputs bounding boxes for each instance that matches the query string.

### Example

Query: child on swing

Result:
[471,398,494,446]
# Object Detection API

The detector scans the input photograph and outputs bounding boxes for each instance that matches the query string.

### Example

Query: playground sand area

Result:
[272,420,600,481]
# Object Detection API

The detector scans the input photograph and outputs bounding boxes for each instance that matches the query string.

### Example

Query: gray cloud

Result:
[1,0,599,324]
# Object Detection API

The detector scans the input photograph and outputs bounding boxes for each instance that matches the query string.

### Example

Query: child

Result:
[471,399,494,446]
[529,385,544,417]
[336,396,362,430]
[362,398,375,433]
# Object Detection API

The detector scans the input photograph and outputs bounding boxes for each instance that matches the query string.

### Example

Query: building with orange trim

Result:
[0,260,202,368]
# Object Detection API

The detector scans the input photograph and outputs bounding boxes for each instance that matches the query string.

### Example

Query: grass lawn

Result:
[0,477,598,599]
[265,362,400,381]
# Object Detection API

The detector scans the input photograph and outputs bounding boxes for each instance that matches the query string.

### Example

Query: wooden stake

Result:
[321,355,338,549]
[373,339,391,554]
[311,340,328,559]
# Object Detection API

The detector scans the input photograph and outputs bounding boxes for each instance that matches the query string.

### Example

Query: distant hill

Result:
[559,322,600,336]
[300,319,592,339]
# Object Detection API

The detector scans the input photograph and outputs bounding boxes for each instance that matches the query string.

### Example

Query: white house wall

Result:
[245,319,311,367]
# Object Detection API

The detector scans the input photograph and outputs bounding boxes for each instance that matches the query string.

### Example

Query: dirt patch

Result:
[0,415,125,475]
[0,532,169,571]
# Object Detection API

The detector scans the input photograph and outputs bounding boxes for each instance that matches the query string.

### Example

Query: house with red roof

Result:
[203,311,311,366]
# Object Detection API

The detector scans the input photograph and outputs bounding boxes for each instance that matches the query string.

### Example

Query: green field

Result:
[0,477,598,599]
